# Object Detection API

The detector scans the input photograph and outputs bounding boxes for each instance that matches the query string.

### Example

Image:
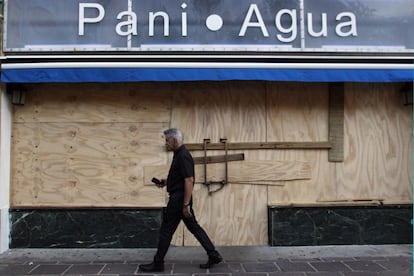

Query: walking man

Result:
[139,128,222,272]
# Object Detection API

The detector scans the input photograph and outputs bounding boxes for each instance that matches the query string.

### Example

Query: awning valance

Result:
[2,57,413,83]
[2,67,413,83]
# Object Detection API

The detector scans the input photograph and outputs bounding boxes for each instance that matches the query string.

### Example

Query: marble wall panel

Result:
[268,205,413,246]
[10,208,162,248]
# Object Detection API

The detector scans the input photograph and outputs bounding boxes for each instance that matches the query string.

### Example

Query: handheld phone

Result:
[151,177,162,185]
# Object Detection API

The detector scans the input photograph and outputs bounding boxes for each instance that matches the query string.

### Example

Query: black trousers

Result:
[154,193,218,263]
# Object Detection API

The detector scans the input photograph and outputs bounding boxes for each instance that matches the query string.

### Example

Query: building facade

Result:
[0,0,413,251]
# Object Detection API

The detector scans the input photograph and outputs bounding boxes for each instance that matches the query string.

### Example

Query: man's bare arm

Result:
[183,176,194,218]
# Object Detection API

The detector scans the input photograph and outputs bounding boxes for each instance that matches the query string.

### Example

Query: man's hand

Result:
[183,205,192,218]
[152,177,166,188]
[157,179,166,188]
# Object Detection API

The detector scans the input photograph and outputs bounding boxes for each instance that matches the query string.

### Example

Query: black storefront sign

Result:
[4,0,414,53]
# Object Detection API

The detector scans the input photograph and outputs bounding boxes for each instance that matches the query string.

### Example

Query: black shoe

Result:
[139,261,164,272]
[200,254,223,269]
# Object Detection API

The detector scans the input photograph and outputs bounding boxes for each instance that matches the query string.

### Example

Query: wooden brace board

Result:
[144,160,311,186]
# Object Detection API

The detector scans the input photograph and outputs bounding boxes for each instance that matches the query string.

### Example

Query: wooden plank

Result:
[144,160,311,186]
[328,83,345,162]
[381,200,413,205]
[225,160,311,183]
[268,201,383,207]
[193,153,244,164]
[317,198,384,203]
[186,141,331,151]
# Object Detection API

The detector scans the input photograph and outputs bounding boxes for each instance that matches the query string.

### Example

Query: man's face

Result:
[165,136,176,151]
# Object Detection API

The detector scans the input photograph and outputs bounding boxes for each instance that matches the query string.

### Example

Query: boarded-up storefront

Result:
[0,0,412,250]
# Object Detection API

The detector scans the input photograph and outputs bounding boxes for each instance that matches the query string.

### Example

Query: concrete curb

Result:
[0,244,411,263]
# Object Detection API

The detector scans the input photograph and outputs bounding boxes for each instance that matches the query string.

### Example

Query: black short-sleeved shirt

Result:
[166,145,195,194]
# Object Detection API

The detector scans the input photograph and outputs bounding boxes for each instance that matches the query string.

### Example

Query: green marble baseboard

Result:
[10,208,163,248]
[268,205,413,246]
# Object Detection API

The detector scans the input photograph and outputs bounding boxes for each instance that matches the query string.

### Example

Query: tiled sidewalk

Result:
[0,245,412,275]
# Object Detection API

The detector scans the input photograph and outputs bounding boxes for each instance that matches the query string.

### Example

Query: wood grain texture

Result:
[192,153,245,164]
[341,83,412,202]
[12,120,169,207]
[185,141,331,150]
[328,83,344,162]
[13,83,171,123]
[8,81,412,246]
[144,160,310,186]
[266,82,332,204]
[11,82,173,208]
[170,81,268,246]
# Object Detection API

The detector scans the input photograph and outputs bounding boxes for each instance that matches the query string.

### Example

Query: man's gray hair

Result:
[164,128,183,145]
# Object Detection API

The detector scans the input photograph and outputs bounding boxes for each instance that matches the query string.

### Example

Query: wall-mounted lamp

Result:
[8,84,26,105]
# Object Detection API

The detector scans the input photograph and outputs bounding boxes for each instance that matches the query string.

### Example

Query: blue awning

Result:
[2,57,413,83]
[1,67,413,83]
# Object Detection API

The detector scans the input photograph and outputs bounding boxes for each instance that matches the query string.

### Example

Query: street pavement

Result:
[0,244,412,275]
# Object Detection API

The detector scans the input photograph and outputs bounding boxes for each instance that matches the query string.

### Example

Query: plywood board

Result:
[11,122,169,207]
[341,83,412,201]
[13,83,172,123]
[170,81,268,246]
[266,82,329,142]
[11,82,173,208]
[266,82,332,204]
